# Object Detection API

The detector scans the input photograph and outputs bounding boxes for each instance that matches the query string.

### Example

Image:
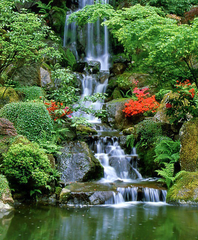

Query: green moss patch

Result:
[167,172,198,203]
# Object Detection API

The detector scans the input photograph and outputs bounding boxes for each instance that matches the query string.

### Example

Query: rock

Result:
[110,63,127,75]
[60,188,71,203]
[86,61,101,74]
[12,63,40,86]
[0,87,20,107]
[47,154,56,169]
[109,156,138,179]
[57,141,104,182]
[40,67,51,87]
[103,99,143,130]
[179,118,198,171]
[0,175,14,206]
[167,172,198,204]
[76,125,97,135]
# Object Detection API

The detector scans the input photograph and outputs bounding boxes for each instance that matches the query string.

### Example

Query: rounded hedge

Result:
[0,102,53,142]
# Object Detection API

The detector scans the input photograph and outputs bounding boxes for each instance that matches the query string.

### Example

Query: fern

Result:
[154,137,180,165]
[156,162,186,188]
[156,163,175,188]
[126,134,135,148]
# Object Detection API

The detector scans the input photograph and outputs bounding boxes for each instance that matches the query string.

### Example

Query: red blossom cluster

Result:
[44,100,72,121]
[123,87,160,117]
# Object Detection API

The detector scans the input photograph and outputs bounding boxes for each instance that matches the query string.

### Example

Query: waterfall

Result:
[63,0,110,70]
[105,187,167,204]
[90,136,142,182]
[63,1,167,204]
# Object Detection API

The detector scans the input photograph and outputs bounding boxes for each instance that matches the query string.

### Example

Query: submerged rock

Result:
[57,141,104,182]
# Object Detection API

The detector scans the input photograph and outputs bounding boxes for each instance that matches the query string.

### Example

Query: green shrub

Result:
[0,102,53,142]
[155,89,170,102]
[1,142,59,193]
[136,119,162,149]
[16,86,45,101]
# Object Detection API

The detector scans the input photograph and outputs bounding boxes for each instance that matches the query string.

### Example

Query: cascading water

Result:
[63,0,167,204]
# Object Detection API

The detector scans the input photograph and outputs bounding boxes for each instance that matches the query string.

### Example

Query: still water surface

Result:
[1,202,198,240]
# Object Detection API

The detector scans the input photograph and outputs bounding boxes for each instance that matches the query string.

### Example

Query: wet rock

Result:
[57,141,104,182]
[86,61,101,74]
[60,188,71,203]
[0,175,14,207]
[109,156,138,179]
[179,118,198,171]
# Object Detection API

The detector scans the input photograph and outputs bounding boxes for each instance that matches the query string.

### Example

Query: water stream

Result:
[63,0,166,204]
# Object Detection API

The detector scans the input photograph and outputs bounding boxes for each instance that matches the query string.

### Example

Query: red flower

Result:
[166,103,172,109]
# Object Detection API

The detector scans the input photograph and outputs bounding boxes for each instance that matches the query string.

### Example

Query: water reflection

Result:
[1,203,198,240]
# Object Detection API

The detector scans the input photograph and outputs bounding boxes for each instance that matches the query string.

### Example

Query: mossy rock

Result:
[0,174,14,205]
[167,172,198,203]
[59,188,71,203]
[76,125,97,135]
[179,118,198,172]
[0,87,20,107]
[112,87,123,99]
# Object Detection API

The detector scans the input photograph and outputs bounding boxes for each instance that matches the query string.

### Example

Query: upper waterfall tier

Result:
[63,0,110,71]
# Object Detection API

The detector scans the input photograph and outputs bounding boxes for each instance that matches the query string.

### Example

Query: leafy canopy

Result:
[69,4,198,87]
[0,0,61,77]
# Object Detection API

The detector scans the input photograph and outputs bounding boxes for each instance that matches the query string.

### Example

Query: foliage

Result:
[0,102,54,142]
[1,142,60,194]
[44,100,72,124]
[16,86,45,101]
[182,7,198,23]
[0,0,61,79]
[156,163,185,188]
[69,4,198,88]
[0,118,17,136]
[48,66,79,106]
[136,119,162,149]
[155,89,171,102]
[148,0,192,16]
[154,136,180,165]
[165,79,198,124]
[126,134,135,148]
[123,87,160,117]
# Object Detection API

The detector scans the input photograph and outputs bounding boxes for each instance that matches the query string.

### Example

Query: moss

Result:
[179,118,198,172]
[0,87,20,107]
[0,174,11,200]
[112,87,123,99]
[76,125,97,135]
[167,172,198,203]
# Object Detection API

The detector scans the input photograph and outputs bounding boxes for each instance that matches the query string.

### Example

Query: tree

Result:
[0,0,61,81]
[69,4,198,87]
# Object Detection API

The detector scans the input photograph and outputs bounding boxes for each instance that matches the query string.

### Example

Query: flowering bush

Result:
[123,87,160,117]
[165,79,198,124]
[44,100,72,123]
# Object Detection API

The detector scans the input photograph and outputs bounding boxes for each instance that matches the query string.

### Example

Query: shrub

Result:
[1,142,59,193]
[16,86,45,101]
[123,87,159,117]
[0,102,53,142]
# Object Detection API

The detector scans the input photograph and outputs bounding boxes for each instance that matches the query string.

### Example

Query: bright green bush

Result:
[16,86,45,101]
[0,102,53,142]
[1,142,59,192]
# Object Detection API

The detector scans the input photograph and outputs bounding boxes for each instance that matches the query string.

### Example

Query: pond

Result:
[1,202,198,240]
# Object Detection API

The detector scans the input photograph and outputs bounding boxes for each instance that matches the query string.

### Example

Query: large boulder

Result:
[179,118,198,172]
[167,172,198,204]
[103,99,143,130]
[0,175,14,207]
[57,141,104,182]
